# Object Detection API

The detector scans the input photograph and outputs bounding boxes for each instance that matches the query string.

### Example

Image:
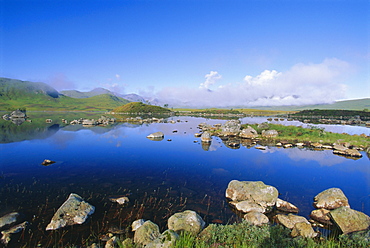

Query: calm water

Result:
[0,114,369,247]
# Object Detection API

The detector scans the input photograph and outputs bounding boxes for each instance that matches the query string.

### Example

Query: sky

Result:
[1,0,369,107]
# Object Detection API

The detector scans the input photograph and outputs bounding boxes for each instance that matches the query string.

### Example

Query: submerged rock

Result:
[0,212,19,229]
[313,188,349,210]
[1,221,28,245]
[46,193,95,231]
[168,210,205,235]
[329,206,370,234]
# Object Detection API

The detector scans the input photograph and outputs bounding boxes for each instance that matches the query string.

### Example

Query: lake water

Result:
[0,113,369,247]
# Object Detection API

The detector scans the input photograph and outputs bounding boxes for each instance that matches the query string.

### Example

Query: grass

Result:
[174,108,292,116]
[242,123,369,148]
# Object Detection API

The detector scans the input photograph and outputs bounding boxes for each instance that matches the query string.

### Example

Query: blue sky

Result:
[1,0,369,107]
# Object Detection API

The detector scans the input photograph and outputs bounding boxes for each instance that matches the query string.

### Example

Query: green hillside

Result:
[0,78,130,111]
[112,102,171,113]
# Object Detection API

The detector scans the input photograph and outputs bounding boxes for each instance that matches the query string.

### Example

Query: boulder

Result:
[276,198,299,213]
[257,123,269,129]
[239,126,258,139]
[261,130,278,138]
[244,211,269,226]
[132,219,146,232]
[291,222,318,238]
[0,212,19,229]
[345,149,362,158]
[230,200,265,213]
[221,120,241,136]
[329,206,370,234]
[168,210,205,235]
[147,132,164,139]
[333,144,347,151]
[276,214,310,229]
[310,209,332,225]
[10,109,26,118]
[146,229,179,248]
[313,188,349,210]
[226,180,278,212]
[46,193,95,231]
[201,131,212,143]
[134,220,160,246]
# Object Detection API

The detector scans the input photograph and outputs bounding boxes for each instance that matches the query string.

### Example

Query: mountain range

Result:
[0,77,369,111]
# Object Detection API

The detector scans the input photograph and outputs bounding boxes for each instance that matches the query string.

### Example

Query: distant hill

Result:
[247,98,370,111]
[61,88,146,103]
[0,78,130,111]
[112,102,171,113]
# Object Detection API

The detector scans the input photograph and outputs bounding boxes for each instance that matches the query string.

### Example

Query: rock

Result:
[226,180,278,213]
[244,211,269,226]
[239,126,258,139]
[345,149,362,157]
[329,206,370,234]
[257,123,269,129]
[322,145,333,149]
[261,130,278,138]
[230,200,265,213]
[283,144,293,148]
[109,196,129,205]
[41,159,55,166]
[1,221,28,245]
[46,193,95,231]
[105,236,118,248]
[311,142,323,148]
[255,146,267,150]
[313,188,350,210]
[146,229,179,248]
[132,219,146,232]
[291,222,318,238]
[310,209,332,225]
[295,143,305,147]
[276,214,310,229]
[134,220,160,246]
[333,144,347,151]
[168,210,205,235]
[0,212,19,229]
[276,198,299,213]
[147,132,164,139]
[10,109,26,118]
[201,131,212,143]
[221,120,241,136]
[194,133,202,137]
[82,119,97,126]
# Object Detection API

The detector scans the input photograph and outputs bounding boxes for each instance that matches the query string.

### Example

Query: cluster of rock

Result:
[0,212,28,245]
[99,210,205,248]
[2,109,28,125]
[67,116,116,126]
[301,118,370,126]
[118,116,166,124]
[225,180,370,238]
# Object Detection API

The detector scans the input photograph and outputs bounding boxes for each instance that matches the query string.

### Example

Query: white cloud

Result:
[199,71,222,89]
[143,58,350,107]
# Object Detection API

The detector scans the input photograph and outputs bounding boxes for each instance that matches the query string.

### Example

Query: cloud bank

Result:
[148,58,349,107]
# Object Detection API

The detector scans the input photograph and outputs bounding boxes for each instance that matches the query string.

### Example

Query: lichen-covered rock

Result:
[201,131,212,143]
[226,180,278,212]
[168,210,205,235]
[230,200,265,213]
[132,219,146,232]
[291,222,318,238]
[329,206,370,234]
[134,220,160,246]
[146,229,179,248]
[239,126,258,139]
[46,193,95,231]
[276,198,299,213]
[310,209,332,225]
[221,120,241,136]
[244,211,269,226]
[276,214,310,229]
[313,188,349,210]
[261,130,278,138]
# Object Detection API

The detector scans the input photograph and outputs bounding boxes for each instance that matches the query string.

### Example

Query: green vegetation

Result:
[172,222,369,248]
[290,109,370,119]
[175,108,291,116]
[112,102,171,113]
[243,123,369,148]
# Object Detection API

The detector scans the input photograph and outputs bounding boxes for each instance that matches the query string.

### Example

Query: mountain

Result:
[0,78,130,111]
[61,88,146,103]
[244,98,370,111]
[112,102,171,113]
